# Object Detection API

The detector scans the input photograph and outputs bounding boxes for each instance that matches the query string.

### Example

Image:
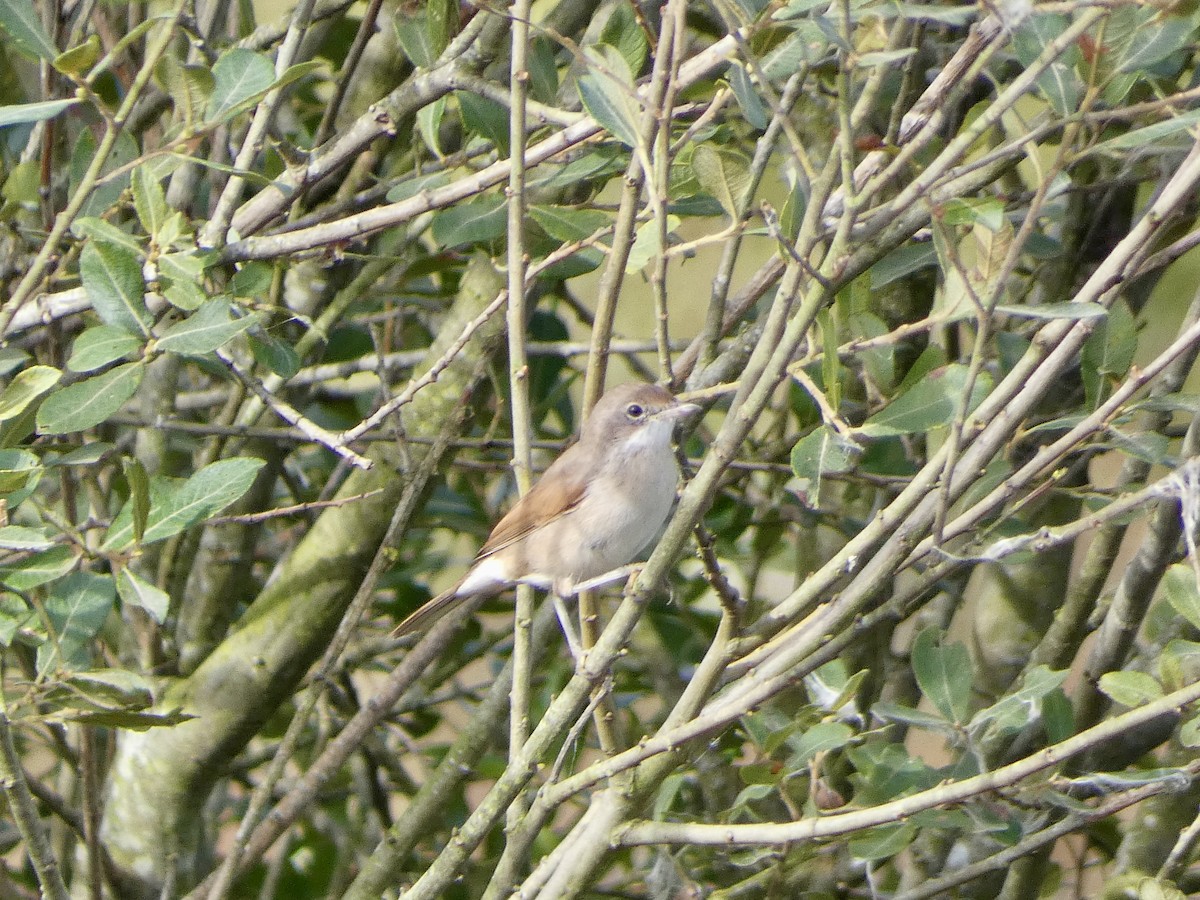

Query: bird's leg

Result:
[571,563,644,595]
[551,592,583,663]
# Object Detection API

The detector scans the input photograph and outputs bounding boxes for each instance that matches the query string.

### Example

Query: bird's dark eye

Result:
[626,403,644,419]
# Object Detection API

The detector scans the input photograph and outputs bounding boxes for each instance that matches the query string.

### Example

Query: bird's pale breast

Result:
[522,425,679,585]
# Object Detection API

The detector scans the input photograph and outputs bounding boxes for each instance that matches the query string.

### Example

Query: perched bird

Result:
[393,382,700,638]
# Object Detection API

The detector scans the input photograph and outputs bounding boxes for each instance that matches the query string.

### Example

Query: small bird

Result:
[393,382,701,638]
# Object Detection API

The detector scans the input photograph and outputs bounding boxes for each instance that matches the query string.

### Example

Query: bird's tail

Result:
[391,587,462,638]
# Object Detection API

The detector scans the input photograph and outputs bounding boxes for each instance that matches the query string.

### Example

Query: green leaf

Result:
[858,48,917,68]
[0,448,41,494]
[123,457,150,543]
[416,95,447,157]
[0,545,77,591]
[155,55,213,129]
[272,60,323,96]
[528,206,612,242]
[157,300,257,355]
[1082,298,1136,408]
[0,593,32,646]
[0,98,78,128]
[1041,686,1074,744]
[457,91,509,157]
[80,241,151,336]
[158,253,206,289]
[36,363,145,434]
[0,0,57,60]
[1083,297,1135,374]
[431,196,507,248]
[68,326,142,373]
[71,128,138,218]
[153,209,190,250]
[385,171,451,204]
[790,426,861,509]
[846,743,940,805]
[248,332,300,378]
[971,665,1068,734]
[885,3,977,25]
[625,215,680,273]
[50,443,114,466]
[691,144,752,220]
[50,706,194,730]
[1116,15,1194,73]
[599,1,648,76]
[912,627,972,724]
[869,242,937,287]
[1094,109,1200,153]
[1105,428,1170,466]
[850,823,917,861]
[788,721,854,766]
[0,365,61,420]
[0,353,26,380]
[426,0,456,58]
[60,668,154,711]
[1159,639,1200,692]
[578,44,640,148]
[53,34,99,75]
[229,262,273,297]
[861,364,991,437]
[761,22,831,79]
[38,571,115,675]
[206,48,275,123]
[939,196,1006,230]
[115,568,170,623]
[995,302,1107,320]
[531,145,625,190]
[779,179,806,241]
[1163,563,1200,632]
[1180,715,1200,748]
[1012,14,1081,115]
[1098,670,1164,707]
[0,525,53,550]
[731,783,775,809]
[102,457,266,550]
[70,217,145,254]
[727,63,769,130]
[872,701,954,733]
[394,8,437,67]
[527,36,559,105]
[133,166,168,238]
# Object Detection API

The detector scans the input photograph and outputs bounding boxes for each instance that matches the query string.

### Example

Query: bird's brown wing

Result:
[392,445,589,640]
[473,442,589,560]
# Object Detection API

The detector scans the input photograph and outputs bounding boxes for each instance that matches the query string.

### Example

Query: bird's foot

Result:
[571,563,644,595]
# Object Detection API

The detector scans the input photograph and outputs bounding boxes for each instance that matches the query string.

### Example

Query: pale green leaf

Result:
[80,241,151,336]
[0,0,57,60]
[578,44,640,147]
[0,366,61,420]
[102,457,266,550]
[68,327,142,373]
[0,545,77,590]
[156,300,257,355]
[36,363,144,434]
[1098,670,1164,707]
[0,525,53,550]
[115,568,170,623]
[206,48,275,123]
[0,98,77,128]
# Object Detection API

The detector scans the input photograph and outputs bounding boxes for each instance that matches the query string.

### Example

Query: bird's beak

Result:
[661,401,702,421]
